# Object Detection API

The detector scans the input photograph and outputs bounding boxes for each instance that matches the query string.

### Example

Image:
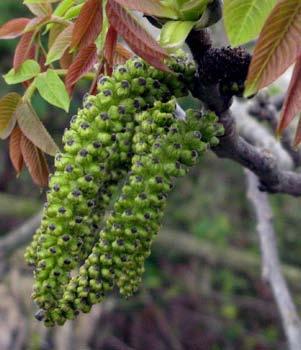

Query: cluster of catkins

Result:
[25,54,224,326]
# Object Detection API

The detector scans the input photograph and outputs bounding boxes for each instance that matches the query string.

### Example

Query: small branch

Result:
[232,99,294,170]
[214,109,301,196]
[246,170,301,350]
[186,30,301,196]
[0,211,42,260]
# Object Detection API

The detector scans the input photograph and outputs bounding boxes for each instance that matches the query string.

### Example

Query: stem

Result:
[246,170,301,350]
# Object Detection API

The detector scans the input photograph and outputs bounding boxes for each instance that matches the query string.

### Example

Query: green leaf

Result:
[53,0,75,16]
[224,0,277,46]
[160,20,195,50]
[16,101,59,156]
[35,69,70,112]
[64,4,84,20]
[3,60,41,85]
[179,0,210,20]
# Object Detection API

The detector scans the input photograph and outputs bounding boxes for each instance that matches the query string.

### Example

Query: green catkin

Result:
[46,100,223,326]
[26,55,196,322]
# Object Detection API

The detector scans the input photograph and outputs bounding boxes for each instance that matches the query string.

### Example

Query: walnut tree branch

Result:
[186,30,301,196]
[246,170,301,350]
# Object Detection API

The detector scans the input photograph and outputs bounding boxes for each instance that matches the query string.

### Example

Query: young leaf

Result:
[4,60,41,85]
[13,31,36,70]
[0,93,21,140]
[66,43,97,93]
[294,114,301,146]
[71,0,103,49]
[60,49,73,69]
[111,0,178,19]
[24,15,50,33]
[107,0,168,70]
[0,18,30,39]
[104,26,118,65]
[35,69,70,111]
[47,24,74,64]
[160,20,195,49]
[245,0,301,97]
[224,0,277,46]
[25,2,52,17]
[278,57,301,134]
[20,133,49,187]
[16,101,59,156]
[9,126,24,174]
[113,43,134,64]
[53,0,75,17]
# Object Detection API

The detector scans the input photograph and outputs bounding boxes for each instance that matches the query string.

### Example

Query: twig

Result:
[2,212,301,291]
[0,211,42,260]
[245,169,301,350]
[186,30,301,196]
[232,99,293,170]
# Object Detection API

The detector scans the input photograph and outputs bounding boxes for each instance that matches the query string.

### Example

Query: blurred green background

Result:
[0,2,300,349]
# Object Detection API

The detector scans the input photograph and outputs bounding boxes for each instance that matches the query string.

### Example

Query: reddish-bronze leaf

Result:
[13,31,36,70]
[16,101,59,156]
[111,0,176,18]
[106,0,169,70]
[113,43,134,65]
[66,43,97,94]
[278,57,301,135]
[0,18,30,39]
[104,26,118,66]
[9,126,24,174]
[20,134,49,187]
[60,49,73,69]
[71,0,103,50]
[294,114,301,146]
[245,0,301,97]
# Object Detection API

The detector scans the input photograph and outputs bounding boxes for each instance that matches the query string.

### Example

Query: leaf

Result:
[4,60,41,85]
[224,0,277,46]
[64,4,84,20]
[104,26,118,65]
[20,133,49,187]
[71,0,103,49]
[66,43,97,93]
[0,93,21,139]
[48,22,67,48]
[60,49,73,68]
[113,43,134,64]
[16,101,59,156]
[9,126,24,174]
[25,2,52,17]
[107,0,169,70]
[13,31,36,70]
[36,69,70,111]
[53,0,75,17]
[245,0,301,97]
[24,15,50,33]
[0,18,30,39]
[47,24,74,64]
[277,57,301,134]
[111,0,178,18]
[159,20,195,49]
[294,114,301,146]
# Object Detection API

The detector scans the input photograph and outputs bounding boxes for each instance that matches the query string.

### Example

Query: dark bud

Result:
[79,149,88,157]
[34,309,45,322]
[103,89,113,97]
